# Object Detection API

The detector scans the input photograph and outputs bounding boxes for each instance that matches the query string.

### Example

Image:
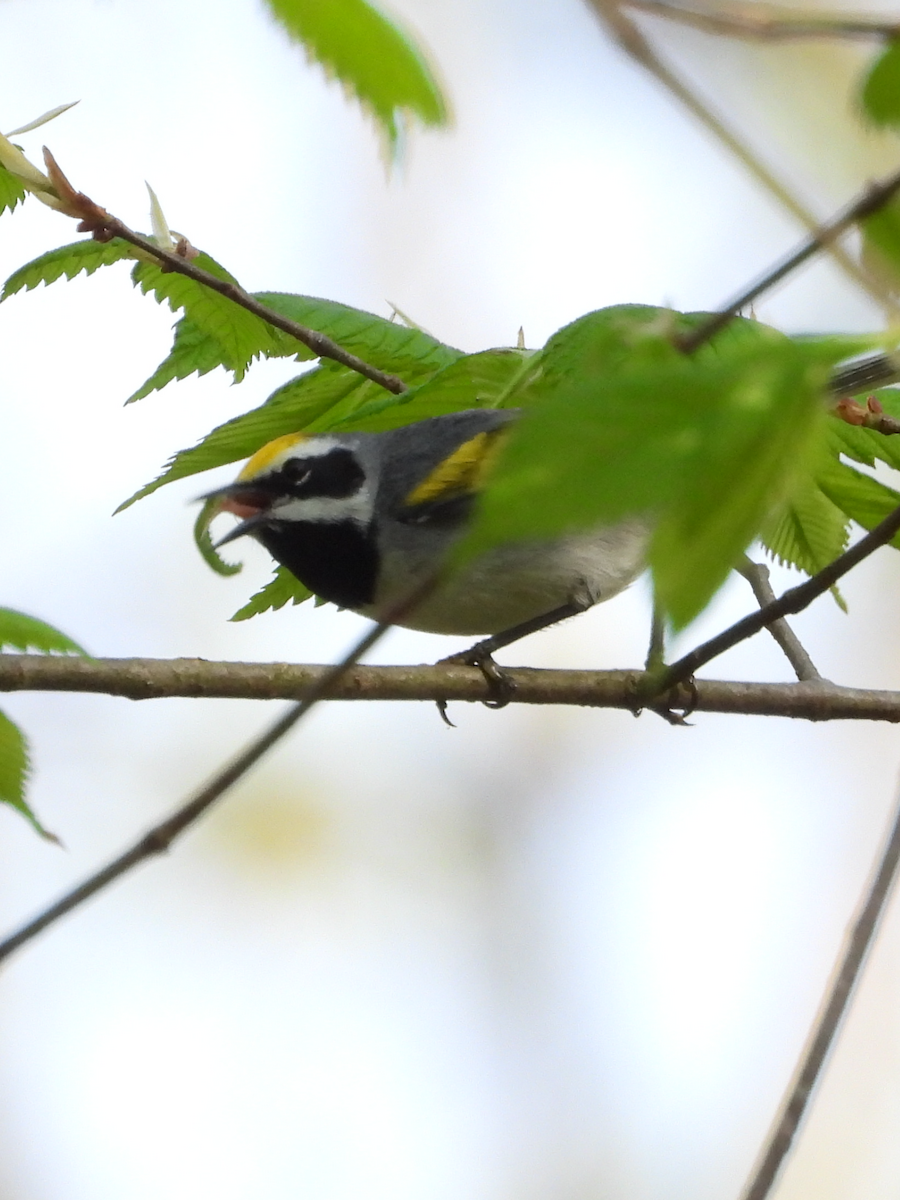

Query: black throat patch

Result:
[254,519,378,610]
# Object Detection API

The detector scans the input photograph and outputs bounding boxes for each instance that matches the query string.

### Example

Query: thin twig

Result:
[33,150,407,397]
[582,0,900,318]
[678,163,900,353]
[830,352,900,396]
[645,603,667,671]
[0,619,391,968]
[737,557,822,681]
[627,0,900,42]
[7,654,900,721]
[102,219,407,394]
[652,499,900,695]
[739,783,900,1200]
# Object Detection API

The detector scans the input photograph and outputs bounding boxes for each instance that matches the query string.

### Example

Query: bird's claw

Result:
[435,644,517,721]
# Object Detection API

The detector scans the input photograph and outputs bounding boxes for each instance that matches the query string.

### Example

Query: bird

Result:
[208,408,647,696]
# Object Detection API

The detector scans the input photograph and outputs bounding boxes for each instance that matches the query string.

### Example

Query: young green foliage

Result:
[460,307,870,629]
[264,0,447,149]
[131,256,291,378]
[126,316,249,403]
[0,607,87,655]
[330,347,535,430]
[0,163,27,216]
[0,711,37,833]
[0,608,85,838]
[127,291,460,403]
[121,305,462,506]
[1,237,136,299]
[231,566,313,621]
[861,39,900,129]
[861,197,900,296]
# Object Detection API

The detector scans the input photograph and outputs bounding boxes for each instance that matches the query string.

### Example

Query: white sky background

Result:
[2,0,900,1198]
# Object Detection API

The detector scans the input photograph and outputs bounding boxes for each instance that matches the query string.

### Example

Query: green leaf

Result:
[193,498,244,577]
[230,566,313,621]
[129,292,460,402]
[0,163,26,216]
[2,237,136,300]
[859,197,900,297]
[815,452,900,547]
[462,307,852,629]
[117,361,373,511]
[120,306,461,507]
[255,292,460,377]
[264,0,447,149]
[761,474,850,606]
[0,709,56,841]
[861,39,900,128]
[131,254,293,377]
[126,317,246,403]
[0,607,87,655]
[329,347,537,431]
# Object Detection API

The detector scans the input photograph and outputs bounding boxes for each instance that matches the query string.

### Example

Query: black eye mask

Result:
[266,448,366,500]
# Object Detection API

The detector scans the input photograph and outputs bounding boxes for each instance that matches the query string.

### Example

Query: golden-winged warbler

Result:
[212,409,647,648]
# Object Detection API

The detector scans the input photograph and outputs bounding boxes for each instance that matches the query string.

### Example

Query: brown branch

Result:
[582,0,900,317]
[739,784,900,1200]
[834,394,900,434]
[737,557,822,682]
[830,352,900,396]
[678,163,900,353]
[654,499,900,695]
[37,149,407,395]
[0,620,392,968]
[6,654,900,721]
[626,0,900,42]
[109,220,407,394]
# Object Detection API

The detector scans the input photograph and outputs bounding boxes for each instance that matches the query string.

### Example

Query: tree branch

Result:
[737,557,822,682]
[626,0,900,42]
[0,620,393,968]
[582,0,900,318]
[106,219,408,394]
[35,149,408,395]
[6,654,900,721]
[739,783,900,1200]
[654,499,900,694]
[678,162,900,352]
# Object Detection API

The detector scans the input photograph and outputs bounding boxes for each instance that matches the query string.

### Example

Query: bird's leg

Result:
[437,601,586,716]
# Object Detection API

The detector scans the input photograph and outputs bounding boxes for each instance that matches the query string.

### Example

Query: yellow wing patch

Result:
[404,428,508,507]
[239,432,308,480]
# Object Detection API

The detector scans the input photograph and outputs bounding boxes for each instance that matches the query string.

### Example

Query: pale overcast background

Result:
[2,1,900,1198]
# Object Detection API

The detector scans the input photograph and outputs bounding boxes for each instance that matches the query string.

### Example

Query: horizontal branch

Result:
[4,654,900,722]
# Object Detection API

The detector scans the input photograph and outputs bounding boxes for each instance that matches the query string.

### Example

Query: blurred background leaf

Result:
[264,0,448,149]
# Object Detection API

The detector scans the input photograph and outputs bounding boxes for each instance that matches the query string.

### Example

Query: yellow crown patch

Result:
[239,432,308,480]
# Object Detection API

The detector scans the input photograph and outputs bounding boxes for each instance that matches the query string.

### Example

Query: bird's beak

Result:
[214,513,273,548]
[197,481,277,547]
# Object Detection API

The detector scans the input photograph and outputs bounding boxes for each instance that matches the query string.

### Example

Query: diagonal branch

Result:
[739,782,900,1200]
[0,619,392,968]
[35,149,408,396]
[582,0,900,317]
[737,557,822,682]
[626,0,900,42]
[678,163,900,352]
[104,219,408,394]
[653,499,900,695]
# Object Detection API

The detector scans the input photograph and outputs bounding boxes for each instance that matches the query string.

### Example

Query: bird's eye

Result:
[282,460,312,487]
